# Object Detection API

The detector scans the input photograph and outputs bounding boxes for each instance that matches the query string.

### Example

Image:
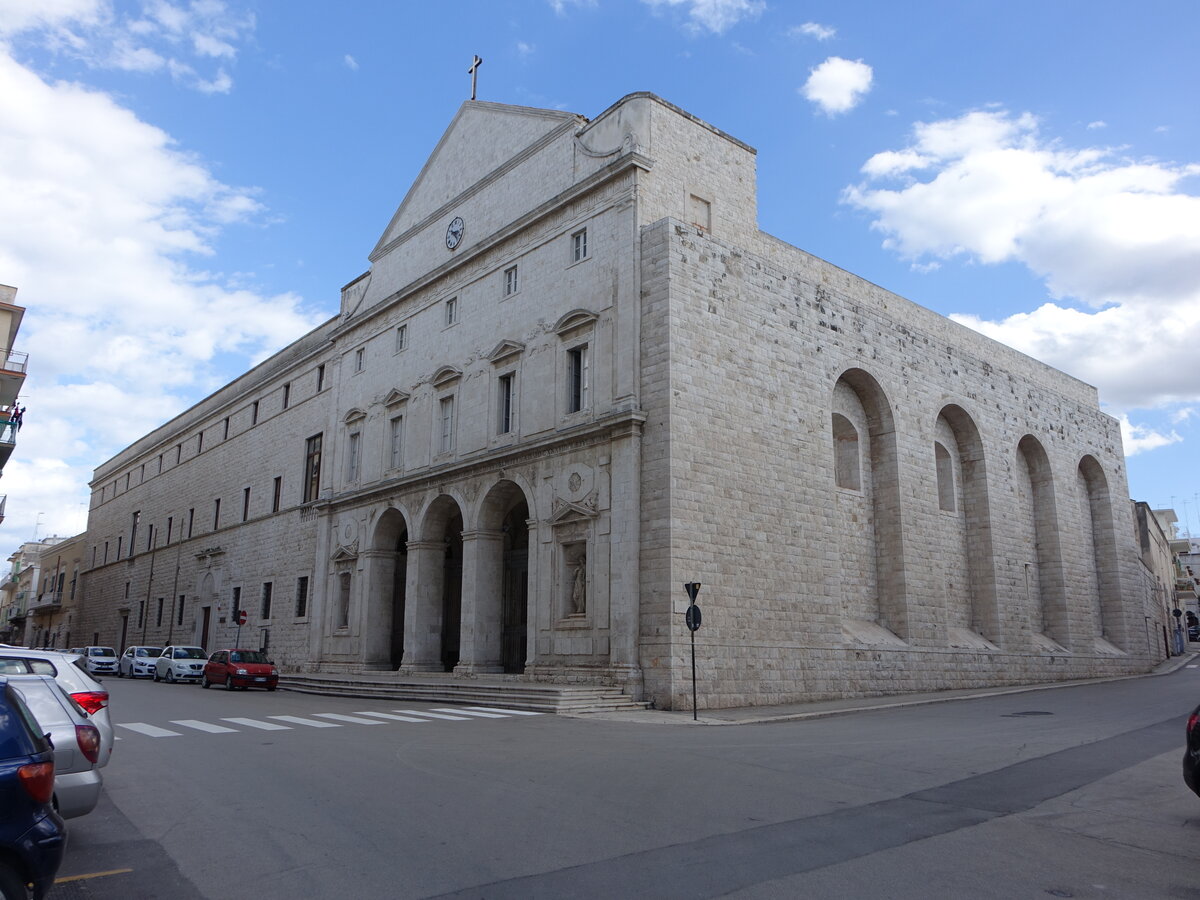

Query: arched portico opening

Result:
[500,501,530,673]
[441,509,463,672]
[400,495,465,673]
[363,507,409,670]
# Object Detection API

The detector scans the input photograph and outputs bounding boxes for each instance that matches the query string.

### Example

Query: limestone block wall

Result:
[640,217,1149,710]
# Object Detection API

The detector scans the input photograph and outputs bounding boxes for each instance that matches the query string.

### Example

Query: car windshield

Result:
[230,651,269,664]
[91,648,116,657]
[175,648,206,659]
[136,648,162,657]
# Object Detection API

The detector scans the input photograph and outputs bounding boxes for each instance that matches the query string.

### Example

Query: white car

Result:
[0,647,114,768]
[153,646,208,683]
[117,645,163,678]
[78,646,119,676]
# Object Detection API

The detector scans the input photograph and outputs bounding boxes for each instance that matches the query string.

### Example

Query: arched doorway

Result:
[390,528,408,668]
[501,501,529,673]
[441,510,463,672]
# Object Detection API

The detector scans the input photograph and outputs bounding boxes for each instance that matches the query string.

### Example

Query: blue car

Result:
[1186,702,1200,799]
[0,676,67,900]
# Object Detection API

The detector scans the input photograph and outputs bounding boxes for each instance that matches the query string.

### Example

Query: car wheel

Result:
[0,861,26,900]
[267,685,277,692]
[201,676,211,689]
[153,669,160,682]
[166,669,175,684]
[117,666,124,678]
[226,676,237,691]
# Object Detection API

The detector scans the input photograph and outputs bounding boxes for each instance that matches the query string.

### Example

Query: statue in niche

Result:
[569,548,587,615]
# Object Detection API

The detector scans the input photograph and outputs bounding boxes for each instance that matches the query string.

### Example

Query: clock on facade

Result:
[445,216,465,250]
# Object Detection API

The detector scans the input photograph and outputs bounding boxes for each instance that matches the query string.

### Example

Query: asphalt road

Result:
[53,664,1200,899]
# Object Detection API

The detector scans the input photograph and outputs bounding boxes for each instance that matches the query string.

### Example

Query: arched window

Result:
[935,442,955,512]
[832,413,861,490]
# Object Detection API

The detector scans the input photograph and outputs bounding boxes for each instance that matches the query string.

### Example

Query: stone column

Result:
[359,549,395,670]
[524,517,538,670]
[398,540,444,672]
[455,529,504,674]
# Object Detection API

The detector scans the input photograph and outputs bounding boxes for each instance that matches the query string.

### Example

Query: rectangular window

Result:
[317,364,325,391]
[166,516,173,545]
[354,348,364,372]
[504,265,518,296]
[130,511,140,553]
[187,508,195,538]
[125,473,130,490]
[212,498,221,530]
[197,431,203,453]
[272,476,282,513]
[498,373,514,434]
[251,401,259,425]
[124,582,130,600]
[176,444,182,464]
[91,546,97,567]
[231,586,241,622]
[445,297,458,327]
[223,417,230,439]
[146,523,154,552]
[572,228,588,262]
[282,382,291,409]
[389,415,404,469]
[137,599,144,629]
[242,486,251,522]
[439,396,456,454]
[116,536,123,560]
[568,344,590,413]
[261,582,273,620]
[395,324,407,352]
[104,541,109,563]
[304,434,323,502]
[347,432,361,482]
[177,595,185,626]
[295,576,309,618]
[155,597,163,627]
[158,454,163,474]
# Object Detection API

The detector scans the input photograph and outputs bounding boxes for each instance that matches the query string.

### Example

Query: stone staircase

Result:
[279,672,649,714]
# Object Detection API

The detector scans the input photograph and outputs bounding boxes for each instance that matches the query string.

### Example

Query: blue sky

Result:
[0,0,1198,550]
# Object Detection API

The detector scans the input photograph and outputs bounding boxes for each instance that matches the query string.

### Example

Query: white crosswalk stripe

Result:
[431,707,510,719]
[355,711,431,723]
[465,707,542,716]
[391,709,470,720]
[269,715,341,728]
[118,723,182,737]
[172,719,238,733]
[222,717,291,731]
[313,713,386,725]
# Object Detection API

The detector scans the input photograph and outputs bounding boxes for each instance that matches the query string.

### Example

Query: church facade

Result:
[77,93,1159,709]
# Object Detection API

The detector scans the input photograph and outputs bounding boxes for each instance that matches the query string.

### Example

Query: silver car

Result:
[0,647,114,768]
[118,645,163,679]
[10,674,103,819]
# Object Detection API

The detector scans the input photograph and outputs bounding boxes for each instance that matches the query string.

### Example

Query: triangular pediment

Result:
[331,542,359,564]
[550,494,598,524]
[384,389,410,407]
[371,101,580,259]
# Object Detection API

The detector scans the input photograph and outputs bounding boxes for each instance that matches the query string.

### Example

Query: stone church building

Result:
[77,93,1157,709]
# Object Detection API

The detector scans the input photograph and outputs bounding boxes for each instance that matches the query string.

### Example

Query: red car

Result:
[201,649,279,691]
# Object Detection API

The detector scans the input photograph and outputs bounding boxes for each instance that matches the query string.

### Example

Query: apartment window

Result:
[317,364,325,391]
[567,344,590,413]
[242,486,251,522]
[104,541,109,563]
[187,508,195,538]
[272,476,282,513]
[354,348,364,372]
[389,415,404,469]
[304,434,323,502]
[116,537,123,560]
[445,297,458,327]
[252,401,259,425]
[212,498,221,530]
[295,576,309,618]
[504,265,518,296]
[223,417,230,439]
[572,228,588,263]
[176,444,182,464]
[395,324,407,352]
[166,516,173,545]
[146,523,154,552]
[346,431,361,482]
[261,582,273,620]
[124,582,130,601]
[130,511,140,553]
[439,396,456,454]
[231,586,241,622]
[136,599,144,629]
[155,597,164,627]
[177,595,185,626]
[91,546,97,567]
[282,382,291,410]
[158,454,163,474]
[125,473,130,490]
[498,373,515,434]
[197,432,203,453]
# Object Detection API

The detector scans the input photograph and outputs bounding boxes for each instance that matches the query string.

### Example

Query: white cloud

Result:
[791,22,836,41]
[1087,120,1107,129]
[641,0,765,35]
[343,53,358,71]
[1118,415,1182,456]
[0,49,323,548]
[801,56,873,115]
[0,0,104,35]
[844,108,1200,420]
[516,41,535,58]
[548,0,596,14]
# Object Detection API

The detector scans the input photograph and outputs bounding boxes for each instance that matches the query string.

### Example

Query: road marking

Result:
[118,723,182,737]
[431,707,510,719]
[222,717,291,730]
[171,719,239,733]
[355,711,431,723]
[466,707,543,716]
[391,709,470,720]
[269,715,340,728]
[313,713,386,725]
[55,868,134,884]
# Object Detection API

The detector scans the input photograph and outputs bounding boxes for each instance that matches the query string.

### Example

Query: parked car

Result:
[0,676,67,900]
[0,647,113,768]
[117,646,163,679]
[9,674,103,819]
[1185,701,1200,799]
[78,646,118,676]
[154,646,208,683]
[203,649,279,691]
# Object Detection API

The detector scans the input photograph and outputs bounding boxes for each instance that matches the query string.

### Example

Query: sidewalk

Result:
[581,650,1200,725]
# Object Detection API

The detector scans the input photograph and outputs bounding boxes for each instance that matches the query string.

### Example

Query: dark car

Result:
[1185,702,1200,799]
[202,649,279,691]
[0,676,68,900]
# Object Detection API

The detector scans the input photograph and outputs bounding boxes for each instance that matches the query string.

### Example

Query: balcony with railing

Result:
[28,591,62,614]
[0,349,27,408]
[0,412,17,471]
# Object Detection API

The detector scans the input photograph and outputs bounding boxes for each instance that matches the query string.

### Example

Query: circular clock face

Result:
[446,216,465,250]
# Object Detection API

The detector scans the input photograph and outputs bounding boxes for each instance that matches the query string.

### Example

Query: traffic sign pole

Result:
[683,583,702,721]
